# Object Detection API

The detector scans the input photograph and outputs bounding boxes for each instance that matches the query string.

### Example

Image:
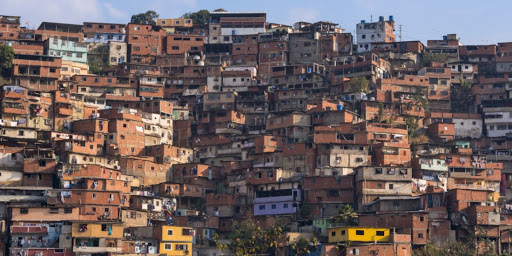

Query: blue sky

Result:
[1,0,510,45]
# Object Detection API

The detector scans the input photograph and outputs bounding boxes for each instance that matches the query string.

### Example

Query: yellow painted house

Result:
[328,227,390,244]
[156,225,194,256]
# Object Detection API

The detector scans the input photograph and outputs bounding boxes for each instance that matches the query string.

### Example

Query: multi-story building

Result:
[12,54,62,91]
[83,22,126,43]
[356,16,395,53]
[208,12,266,44]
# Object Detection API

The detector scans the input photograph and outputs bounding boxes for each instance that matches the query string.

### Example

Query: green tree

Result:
[413,240,497,256]
[130,10,159,25]
[182,9,210,25]
[451,79,473,113]
[377,101,384,122]
[422,52,448,65]
[334,204,357,226]
[298,203,312,220]
[214,218,285,255]
[213,8,228,12]
[88,61,104,75]
[406,116,418,138]
[349,77,369,93]
[411,86,428,109]
[290,237,317,256]
[0,44,14,77]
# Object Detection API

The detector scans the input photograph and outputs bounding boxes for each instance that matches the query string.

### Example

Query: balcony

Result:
[253,189,300,204]
[253,162,274,168]
[58,108,73,116]
[11,226,48,234]
[198,151,216,158]
[241,142,254,148]
[217,148,242,155]
[449,183,497,191]
[418,159,448,172]
[2,106,26,115]
[449,171,486,179]
[73,246,122,253]
[3,90,25,99]
[216,128,243,135]
[363,188,411,195]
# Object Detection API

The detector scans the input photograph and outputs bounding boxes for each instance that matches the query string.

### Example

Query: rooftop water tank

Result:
[361,20,366,24]
[389,15,394,21]
[337,104,343,111]
[379,16,384,22]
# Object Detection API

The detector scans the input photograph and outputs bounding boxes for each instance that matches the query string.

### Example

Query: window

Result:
[172,46,179,50]
[64,208,73,213]
[331,231,336,236]
[167,230,173,236]
[20,208,29,214]
[420,216,425,221]
[389,184,394,189]
[175,244,188,250]
[356,230,364,235]
[375,168,382,174]
[164,243,172,250]
[19,131,24,136]
[101,224,110,231]
[418,233,424,238]
[341,230,346,235]
[39,160,46,167]
[376,231,385,236]
[283,203,288,208]
[271,204,276,209]
[92,193,97,199]
[259,205,265,210]
[377,183,383,189]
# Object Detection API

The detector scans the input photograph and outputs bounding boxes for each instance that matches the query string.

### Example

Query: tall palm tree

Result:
[334,204,357,226]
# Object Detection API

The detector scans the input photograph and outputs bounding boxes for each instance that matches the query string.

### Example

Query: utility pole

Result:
[399,25,402,42]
